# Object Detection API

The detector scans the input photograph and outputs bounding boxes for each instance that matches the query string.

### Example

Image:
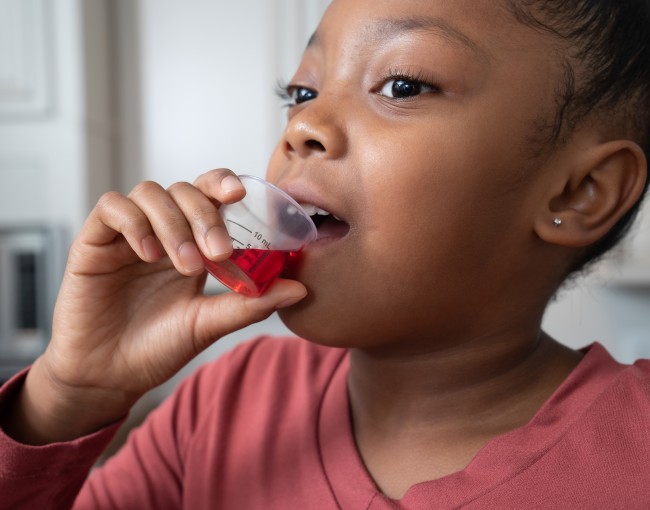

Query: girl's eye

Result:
[285,86,318,106]
[379,78,435,99]
[275,81,318,107]
[290,86,317,105]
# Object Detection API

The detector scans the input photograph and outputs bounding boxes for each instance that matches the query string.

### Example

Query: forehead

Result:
[314,0,547,59]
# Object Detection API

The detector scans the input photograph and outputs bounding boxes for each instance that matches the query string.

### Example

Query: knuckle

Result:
[209,168,234,177]
[163,215,185,231]
[129,180,161,198]
[191,204,219,222]
[119,213,147,236]
[167,181,192,194]
[194,168,234,186]
[97,191,124,210]
[96,192,151,238]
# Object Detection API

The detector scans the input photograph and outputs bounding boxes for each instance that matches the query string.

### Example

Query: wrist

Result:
[2,357,135,445]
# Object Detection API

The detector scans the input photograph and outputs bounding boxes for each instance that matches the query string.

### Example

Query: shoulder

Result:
[571,345,650,469]
[608,356,650,417]
[628,356,650,387]
[187,336,348,416]
[234,334,346,371]
[589,344,650,409]
[148,336,347,451]
[199,335,346,387]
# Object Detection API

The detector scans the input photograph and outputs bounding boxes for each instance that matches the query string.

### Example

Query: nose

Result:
[281,98,347,160]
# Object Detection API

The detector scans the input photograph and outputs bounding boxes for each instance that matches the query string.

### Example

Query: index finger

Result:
[193,169,246,205]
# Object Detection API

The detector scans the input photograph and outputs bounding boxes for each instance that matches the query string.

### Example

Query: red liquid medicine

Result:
[203,249,294,297]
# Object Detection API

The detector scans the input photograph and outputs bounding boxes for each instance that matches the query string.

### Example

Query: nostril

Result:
[305,139,326,152]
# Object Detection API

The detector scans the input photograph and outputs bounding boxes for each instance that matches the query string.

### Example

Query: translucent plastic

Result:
[203,175,317,296]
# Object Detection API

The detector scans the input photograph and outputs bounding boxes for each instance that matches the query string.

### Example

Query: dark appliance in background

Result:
[0,225,66,384]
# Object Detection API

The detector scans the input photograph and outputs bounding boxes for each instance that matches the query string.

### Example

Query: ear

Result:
[535,139,647,248]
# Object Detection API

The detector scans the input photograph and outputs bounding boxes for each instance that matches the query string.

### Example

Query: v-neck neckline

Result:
[317,343,623,509]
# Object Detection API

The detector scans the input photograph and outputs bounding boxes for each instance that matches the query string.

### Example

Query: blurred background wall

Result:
[0,0,329,385]
[0,0,649,395]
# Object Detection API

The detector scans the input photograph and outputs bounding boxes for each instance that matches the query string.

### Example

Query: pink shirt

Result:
[1,337,649,509]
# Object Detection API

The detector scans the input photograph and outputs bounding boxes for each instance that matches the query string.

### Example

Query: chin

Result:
[276,297,399,351]
[276,302,362,349]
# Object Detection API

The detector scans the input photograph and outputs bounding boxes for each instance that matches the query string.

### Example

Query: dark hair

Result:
[507,0,650,273]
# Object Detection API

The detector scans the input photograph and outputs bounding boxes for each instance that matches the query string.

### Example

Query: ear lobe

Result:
[536,140,647,248]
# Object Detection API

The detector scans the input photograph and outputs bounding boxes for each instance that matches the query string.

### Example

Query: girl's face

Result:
[267,0,566,350]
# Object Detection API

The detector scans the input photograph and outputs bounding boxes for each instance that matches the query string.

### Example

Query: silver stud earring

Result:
[554,218,563,227]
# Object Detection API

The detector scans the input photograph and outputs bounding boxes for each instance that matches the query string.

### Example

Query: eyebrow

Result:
[307,16,489,60]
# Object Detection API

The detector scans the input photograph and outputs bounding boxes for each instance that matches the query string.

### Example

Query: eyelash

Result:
[275,80,292,103]
[274,69,440,107]
[378,67,441,97]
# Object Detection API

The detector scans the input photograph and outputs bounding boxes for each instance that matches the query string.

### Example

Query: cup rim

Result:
[237,174,318,242]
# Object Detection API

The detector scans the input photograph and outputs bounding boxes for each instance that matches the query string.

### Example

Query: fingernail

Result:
[179,242,204,273]
[221,175,244,194]
[274,292,307,310]
[142,236,161,261]
[206,227,232,258]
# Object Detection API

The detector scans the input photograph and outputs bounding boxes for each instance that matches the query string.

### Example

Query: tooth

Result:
[299,203,331,216]
[299,204,318,215]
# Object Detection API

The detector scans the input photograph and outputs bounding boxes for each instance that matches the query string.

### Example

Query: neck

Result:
[346,329,582,499]
[348,330,582,438]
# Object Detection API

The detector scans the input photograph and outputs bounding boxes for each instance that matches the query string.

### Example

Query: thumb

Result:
[190,279,308,352]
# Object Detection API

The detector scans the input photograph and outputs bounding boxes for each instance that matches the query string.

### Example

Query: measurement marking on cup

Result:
[226,219,253,234]
[231,237,245,247]
[254,232,272,249]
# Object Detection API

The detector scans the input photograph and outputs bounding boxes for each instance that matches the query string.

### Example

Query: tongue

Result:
[316,216,350,240]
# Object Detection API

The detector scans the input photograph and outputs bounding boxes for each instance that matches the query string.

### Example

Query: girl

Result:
[1,0,649,508]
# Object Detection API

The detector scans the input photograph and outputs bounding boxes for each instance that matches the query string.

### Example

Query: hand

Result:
[5,170,307,444]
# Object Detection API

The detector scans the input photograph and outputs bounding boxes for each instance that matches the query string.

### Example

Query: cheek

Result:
[355,136,535,305]
[361,147,496,261]
[265,144,285,181]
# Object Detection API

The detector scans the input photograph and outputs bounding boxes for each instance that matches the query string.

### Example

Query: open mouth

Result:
[300,203,350,241]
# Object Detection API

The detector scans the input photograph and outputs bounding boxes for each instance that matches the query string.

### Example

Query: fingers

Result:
[193,168,246,204]
[165,181,233,261]
[127,181,207,275]
[81,191,163,263]
[190,279,308,354]
[80,169,246,277]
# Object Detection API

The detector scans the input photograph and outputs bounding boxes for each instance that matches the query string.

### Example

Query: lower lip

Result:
[203,248,297,297]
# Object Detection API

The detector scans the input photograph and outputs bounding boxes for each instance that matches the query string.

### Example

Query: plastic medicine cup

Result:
[202,175,317,297]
